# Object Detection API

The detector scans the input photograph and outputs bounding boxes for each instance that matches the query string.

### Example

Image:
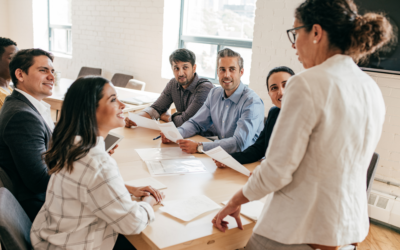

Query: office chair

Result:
[0,188,32,250]
[111,73,134,88]
[77,67,102,78]
[126,79,146,91]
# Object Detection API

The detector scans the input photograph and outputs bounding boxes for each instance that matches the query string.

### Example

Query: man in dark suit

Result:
[0,48,55,222]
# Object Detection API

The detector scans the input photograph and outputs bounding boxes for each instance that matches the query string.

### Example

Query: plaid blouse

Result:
[30,136,154,250]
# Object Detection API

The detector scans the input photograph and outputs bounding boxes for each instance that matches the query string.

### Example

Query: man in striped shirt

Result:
[125,49,215,134]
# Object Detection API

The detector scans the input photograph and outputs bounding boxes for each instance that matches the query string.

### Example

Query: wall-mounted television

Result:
[355,0,400,75]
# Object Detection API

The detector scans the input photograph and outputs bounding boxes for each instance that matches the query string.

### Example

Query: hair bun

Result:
[349,13,393,62]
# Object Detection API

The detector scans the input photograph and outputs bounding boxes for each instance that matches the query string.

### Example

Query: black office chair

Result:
[77,67,102,78]
[111,73,134,88]
[0,167,15,195]
[0,188,32,250]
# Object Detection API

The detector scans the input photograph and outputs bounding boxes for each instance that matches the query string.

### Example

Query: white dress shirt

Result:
[30,136,155,250]
[14,88,55,131]
[243,55,385,246]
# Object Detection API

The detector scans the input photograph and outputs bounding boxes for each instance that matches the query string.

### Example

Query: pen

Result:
[153,135,161,140]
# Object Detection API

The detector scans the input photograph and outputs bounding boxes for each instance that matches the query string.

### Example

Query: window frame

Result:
[47,0,72,55]
[178,0,253,84]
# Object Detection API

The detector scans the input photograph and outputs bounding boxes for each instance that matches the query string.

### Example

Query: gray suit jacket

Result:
[0,90,51,204]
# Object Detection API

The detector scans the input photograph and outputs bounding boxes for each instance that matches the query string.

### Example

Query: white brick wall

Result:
[53,0,167,93]
[249,0,400,194]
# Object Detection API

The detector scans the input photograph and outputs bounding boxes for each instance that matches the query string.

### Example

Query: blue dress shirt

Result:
[177,82,264,153]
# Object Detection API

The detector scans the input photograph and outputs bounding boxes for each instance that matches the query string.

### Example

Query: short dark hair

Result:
[45,76,109,174]
[217,48,244,70]
[266,66,295,91]
[295,0,393,62]
[0,37,17,57]
[9,48,54,87]
[169,49,196,66]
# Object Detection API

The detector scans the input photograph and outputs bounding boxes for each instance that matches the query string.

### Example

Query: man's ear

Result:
[192,64,197,73]
[240,67,244,77]
[14,68,24,83]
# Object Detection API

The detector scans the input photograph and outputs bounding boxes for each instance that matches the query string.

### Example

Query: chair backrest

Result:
[0,188,32,250]
[111,73,134,88]
[367,153,379,198]
[77,67,102,78]
[126,79,146,91]
[0,167,15,195]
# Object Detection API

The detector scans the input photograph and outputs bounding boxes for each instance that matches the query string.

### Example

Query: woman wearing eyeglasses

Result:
[213,0,392,249]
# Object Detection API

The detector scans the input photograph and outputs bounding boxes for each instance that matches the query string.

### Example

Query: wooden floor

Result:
[358,222,400,250]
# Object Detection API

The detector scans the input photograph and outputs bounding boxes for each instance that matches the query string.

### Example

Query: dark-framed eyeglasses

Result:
[286,25,310,45]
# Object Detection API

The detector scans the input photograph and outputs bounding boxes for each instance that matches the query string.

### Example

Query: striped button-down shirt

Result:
[30,137,154,250]
[143,73,214,127]
[178,82,264,153]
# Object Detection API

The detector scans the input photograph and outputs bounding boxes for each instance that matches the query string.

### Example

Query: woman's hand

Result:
[212,202,243,232]
[126,185,164,203]
[108,144,118,156]
[213,159,227,168]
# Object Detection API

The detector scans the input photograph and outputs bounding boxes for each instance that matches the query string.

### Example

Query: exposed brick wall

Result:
[53,0,166,93]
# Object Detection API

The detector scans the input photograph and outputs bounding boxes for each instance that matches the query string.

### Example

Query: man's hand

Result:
[213,159,227,168]
[126,184,164,203]
[125,112,152,128]
[212,202,243,233]
[177,139,198,154]
[160,132,173,144]
[108,144,118,156]
[160,112,171,123]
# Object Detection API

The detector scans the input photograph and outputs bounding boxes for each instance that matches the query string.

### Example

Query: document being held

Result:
[204,146,251,176]
[160,195,221,221]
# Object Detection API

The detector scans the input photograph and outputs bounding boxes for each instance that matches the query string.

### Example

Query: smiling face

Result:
[171,60,197,88]
[217,56,244,97]
[0,45,18,80]
[15,55,55,101]
[267,72,292,109]
[96,83,126,138]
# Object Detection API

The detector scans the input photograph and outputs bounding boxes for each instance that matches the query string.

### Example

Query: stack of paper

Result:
[204,146,251,176]
[222,200,264,221]
[128,113,183,142]
[136,148,207,176]
[160,195,221,221]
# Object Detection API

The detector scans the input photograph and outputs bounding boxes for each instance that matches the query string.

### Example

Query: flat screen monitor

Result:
[355,0,400,75]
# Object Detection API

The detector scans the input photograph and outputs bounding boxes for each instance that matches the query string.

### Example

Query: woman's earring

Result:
[313,40,317,44]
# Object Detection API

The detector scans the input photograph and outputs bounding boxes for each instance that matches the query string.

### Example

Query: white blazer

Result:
[243,54,385,246]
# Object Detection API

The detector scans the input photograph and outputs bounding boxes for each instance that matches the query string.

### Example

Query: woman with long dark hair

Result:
[30,76,163,250]
[213,0,393,249]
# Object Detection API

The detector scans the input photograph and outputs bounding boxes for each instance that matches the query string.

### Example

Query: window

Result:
[48,0,72,54]
[179,0,257,84]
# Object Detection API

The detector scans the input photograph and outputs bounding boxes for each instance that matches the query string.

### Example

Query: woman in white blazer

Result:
[212,0,393,249]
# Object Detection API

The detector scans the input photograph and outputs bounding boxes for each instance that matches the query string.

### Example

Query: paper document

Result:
[145,158,207,176]
[128,113,160,130]
[204,146,251,176]
[160,195,221,221]
[158,122,183,143]
[222,200,264,221]
[136,148,194,161]
[125,177,167,190]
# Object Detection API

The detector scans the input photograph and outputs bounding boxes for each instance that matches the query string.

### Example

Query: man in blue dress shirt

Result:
[161,48,264,154]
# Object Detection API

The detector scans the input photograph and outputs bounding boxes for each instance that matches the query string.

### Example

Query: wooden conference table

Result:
[45,78,260,249]
[113,127,260,250]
